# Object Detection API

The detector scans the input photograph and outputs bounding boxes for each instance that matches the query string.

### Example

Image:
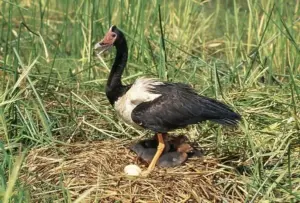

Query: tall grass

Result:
[0,0,299,202]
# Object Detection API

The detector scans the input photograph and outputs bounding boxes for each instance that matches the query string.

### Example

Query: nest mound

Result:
[21,139,246,202]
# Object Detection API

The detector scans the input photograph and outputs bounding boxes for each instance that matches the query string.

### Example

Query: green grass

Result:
[0,0,299,202]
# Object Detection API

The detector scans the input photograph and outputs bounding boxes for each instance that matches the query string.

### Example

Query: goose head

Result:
[94,25,125,54]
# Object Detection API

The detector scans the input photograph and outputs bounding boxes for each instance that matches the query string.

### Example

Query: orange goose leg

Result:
[142,133,165,176]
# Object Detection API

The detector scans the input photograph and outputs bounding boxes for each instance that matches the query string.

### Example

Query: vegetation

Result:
[0,0,299,202]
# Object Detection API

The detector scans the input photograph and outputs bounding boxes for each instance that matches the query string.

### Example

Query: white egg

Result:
[124,164,142,176]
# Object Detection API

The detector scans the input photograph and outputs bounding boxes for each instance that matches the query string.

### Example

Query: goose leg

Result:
[142,133,165,176]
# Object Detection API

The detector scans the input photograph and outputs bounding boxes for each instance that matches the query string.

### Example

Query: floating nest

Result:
[21,137,247,202]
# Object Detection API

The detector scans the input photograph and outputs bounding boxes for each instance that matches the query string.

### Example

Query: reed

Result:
[0,0,299,202]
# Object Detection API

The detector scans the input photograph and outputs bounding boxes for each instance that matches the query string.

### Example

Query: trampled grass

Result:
[0,0,299,202]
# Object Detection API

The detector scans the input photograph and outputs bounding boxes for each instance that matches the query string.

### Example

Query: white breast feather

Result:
[114,78,163,128]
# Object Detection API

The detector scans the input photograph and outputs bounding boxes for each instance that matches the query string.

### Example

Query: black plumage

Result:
[129,135,201,167]
[132,82,241,133]
[94,25,241,174]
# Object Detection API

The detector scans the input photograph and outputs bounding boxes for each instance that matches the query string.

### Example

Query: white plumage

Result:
[114,78,162,127]
[94,25,241,175]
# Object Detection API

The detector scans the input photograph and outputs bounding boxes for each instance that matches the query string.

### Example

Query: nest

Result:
[21,138,246,202]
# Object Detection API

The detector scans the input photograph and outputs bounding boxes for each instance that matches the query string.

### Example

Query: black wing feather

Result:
[131,82,241,133]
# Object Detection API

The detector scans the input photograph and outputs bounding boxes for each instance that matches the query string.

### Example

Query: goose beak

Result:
[93,41,113,55]
[94,28,116,55]
[94,42,102,50]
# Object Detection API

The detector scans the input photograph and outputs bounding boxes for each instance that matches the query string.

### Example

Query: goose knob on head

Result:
[94,25,241,176]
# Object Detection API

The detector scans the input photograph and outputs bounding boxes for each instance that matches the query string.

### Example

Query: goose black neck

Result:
[106,37,128,105]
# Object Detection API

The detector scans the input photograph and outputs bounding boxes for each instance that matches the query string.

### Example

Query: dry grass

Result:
[2,0,300,202]
[21,138,247,202]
